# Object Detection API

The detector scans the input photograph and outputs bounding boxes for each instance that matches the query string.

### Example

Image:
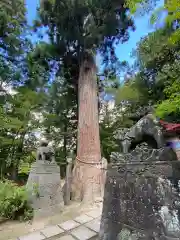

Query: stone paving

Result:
[16,208,101,240]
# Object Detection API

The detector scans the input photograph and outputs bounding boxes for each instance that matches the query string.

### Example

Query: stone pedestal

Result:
[26,161,64,219]
[99,148,180,240]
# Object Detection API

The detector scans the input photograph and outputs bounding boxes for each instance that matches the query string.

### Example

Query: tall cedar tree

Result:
[39,0,135,202]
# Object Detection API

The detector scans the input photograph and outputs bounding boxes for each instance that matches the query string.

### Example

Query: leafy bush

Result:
[0,180,33,221]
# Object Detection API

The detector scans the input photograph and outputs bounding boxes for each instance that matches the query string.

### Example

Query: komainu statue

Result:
[117,113,165,154]
[99,113,180,240]
[26,139,64,219]
[36,140,55,163]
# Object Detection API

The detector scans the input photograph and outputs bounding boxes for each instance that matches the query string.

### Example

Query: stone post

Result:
[64,157,73,205]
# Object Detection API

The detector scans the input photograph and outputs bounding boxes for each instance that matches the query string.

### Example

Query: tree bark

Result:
[71,53,104,203]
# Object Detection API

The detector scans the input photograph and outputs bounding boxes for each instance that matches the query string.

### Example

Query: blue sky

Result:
[26,0,39,23]
[25,0,164,66]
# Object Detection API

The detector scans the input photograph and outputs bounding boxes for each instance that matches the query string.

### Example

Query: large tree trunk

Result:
[71,53,104,203]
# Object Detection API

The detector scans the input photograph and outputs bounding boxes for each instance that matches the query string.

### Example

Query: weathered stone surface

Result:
[71,226,97,240]
[74,214,93,224]
[59,220,80,231]
[99,115,180,240]
[26,161,64,219]
[85,218,101,232]
[18,232,45,240]
[99,158,180,239]
[40,225,64,238]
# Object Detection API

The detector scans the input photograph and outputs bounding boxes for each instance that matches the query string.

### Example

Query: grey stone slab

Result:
[18,232,45,240]
[40,225,64,238]
[59,220,80,231]
[74,214,93,224]
[71,226,97,240]
[58,236,76,240]
[85,209,101,219]
[85,218,101,232]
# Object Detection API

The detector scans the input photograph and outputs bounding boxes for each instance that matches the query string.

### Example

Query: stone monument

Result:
[99,114,180,240]
[26,140,64,219]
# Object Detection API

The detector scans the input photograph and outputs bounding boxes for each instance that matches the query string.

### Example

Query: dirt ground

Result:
[0,200,102,240]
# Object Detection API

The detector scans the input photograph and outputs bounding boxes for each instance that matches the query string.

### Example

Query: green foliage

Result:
[0,180,33,221]
[161,0,180,44]
[113,81,142,104]
[0,86,46,179]
[107,13,180,122]
[128,23,180,121]
[128,0,180,44]
[42,75,77,173]
[99,100,134,161]
[18,163,31,175]
[0,0,77,179]
[0,0,50,182]
[126,0,157,15]
[156,78,180,118]
[0,0,27,56]
[100,114,119,161]
[0,1,50,180]
[0,0,31,87]
[40,0,134,50]
[38,0,136,78]
[136,27,179,71]
[100,126,119,161]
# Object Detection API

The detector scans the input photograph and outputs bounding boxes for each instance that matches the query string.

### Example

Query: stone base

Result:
[26,161,64,219]
[99,159,180,240]
[33,204,64,220]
